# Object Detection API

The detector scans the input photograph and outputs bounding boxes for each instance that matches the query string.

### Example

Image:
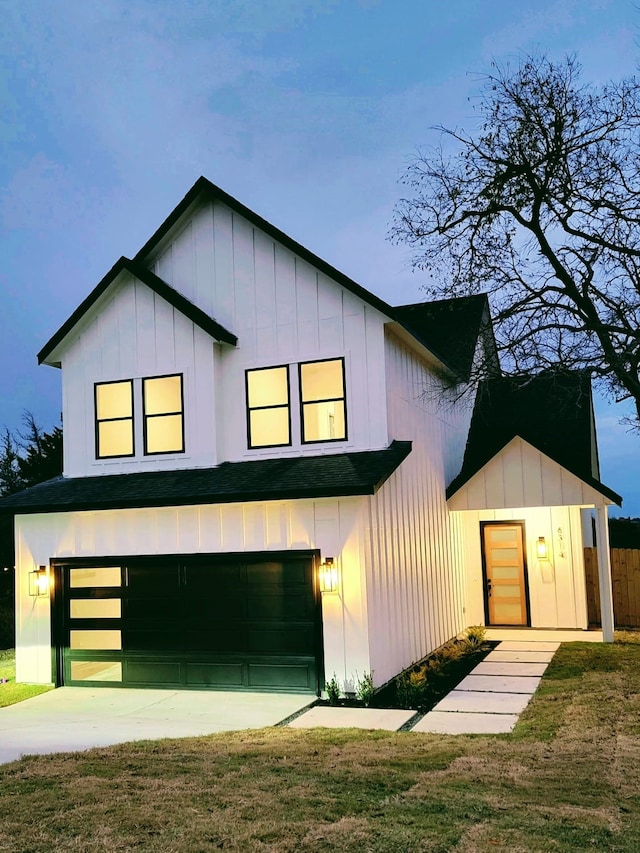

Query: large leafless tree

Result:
[391,54,640,428]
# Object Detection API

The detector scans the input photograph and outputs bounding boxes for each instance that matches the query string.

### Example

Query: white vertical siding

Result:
[460,506,589,630]
[448,437,611,511]
[62,273,218,477]
[361,332,474,686]
[61,199,390,477]
[14,497,370,686]
[149,198,390,462]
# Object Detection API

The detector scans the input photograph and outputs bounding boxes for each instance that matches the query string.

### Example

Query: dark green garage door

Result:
[57,553,322,693]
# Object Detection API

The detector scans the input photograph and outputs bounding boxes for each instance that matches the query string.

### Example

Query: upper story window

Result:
[95,380,135,459]
[142,374,185,455]
[246,365,291,448]
[300,358,347,443]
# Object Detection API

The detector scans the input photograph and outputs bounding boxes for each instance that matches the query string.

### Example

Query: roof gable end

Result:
[38,257,237,366]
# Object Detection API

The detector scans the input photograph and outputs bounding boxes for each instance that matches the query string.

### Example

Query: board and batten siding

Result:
[61,271,220,477]
[149,199,389,462]
[61,198,390,477]
[460,506,589,629]
[14,497,371,686]
[447,436,611,511]
[361,332,475,686]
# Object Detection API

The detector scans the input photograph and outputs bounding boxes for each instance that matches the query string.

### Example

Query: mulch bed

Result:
[314,641,498,715]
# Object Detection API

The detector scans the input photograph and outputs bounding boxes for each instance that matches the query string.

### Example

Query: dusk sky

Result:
[1,0,638,515]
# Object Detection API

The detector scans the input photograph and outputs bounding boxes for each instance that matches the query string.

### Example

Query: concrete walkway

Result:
[413,640,559,734]
[289,640,559,735]
[0,687,313,765]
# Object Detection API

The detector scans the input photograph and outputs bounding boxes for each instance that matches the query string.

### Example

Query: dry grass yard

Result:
[1,634,639,852]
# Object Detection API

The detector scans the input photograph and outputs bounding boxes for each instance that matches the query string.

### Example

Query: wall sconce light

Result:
[319,557,338,593]
[29,565,49,597]
[536,537,548,560]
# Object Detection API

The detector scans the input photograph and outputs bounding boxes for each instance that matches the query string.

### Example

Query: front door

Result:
[481,522,529,626]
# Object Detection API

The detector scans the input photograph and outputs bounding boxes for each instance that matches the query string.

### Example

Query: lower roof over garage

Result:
[0,441,411,515]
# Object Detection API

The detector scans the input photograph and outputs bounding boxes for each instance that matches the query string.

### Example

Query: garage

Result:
[53,552,323,694]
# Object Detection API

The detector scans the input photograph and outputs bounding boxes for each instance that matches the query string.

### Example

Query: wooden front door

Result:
[481,522,529,626]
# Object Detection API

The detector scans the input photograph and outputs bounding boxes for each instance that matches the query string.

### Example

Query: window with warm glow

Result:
[95,380,134,458]
[246,365,291,448]
[143,374,184,454]
[299,358,346,443]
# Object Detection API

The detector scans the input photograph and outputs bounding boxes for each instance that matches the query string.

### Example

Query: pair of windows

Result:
[246,358,346,448]
[95,374,184,459]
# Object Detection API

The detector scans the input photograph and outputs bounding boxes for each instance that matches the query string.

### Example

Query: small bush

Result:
[354,671,375,706]
[325,673,341,705]
[464,625,487,649]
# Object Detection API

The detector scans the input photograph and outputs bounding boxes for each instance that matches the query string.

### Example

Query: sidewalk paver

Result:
[287,706,415,731]
[486,649,556,663]
[433,689,532,715]
[412,711,519,735]
[473,661,548,676]
[455,674,542,693]
[496,641,560,652]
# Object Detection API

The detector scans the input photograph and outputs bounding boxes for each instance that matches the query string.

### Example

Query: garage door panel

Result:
[184,628,248,652]
[123,628,184,652]
[248,663,312,690]
[246,560,310,587]
[198,596,247,619]
[185,662,244,687]
[126,564,181,593]
[125,598,180,621]
[126,660,182,685]
[247,592,314,620]
[185,563,245,589]
[248,627,316,654]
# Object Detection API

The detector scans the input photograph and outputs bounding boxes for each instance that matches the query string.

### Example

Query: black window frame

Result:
[94,379,135,460]
[142,373,185,456]
[245,364,292,450]
[298,357,348,445]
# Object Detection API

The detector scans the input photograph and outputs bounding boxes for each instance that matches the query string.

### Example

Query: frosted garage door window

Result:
[246,366,290,448]
[69,567,122,588]
[95,380,134,458]
[70,661,122,682]
[300,359,346,443]
[143,374,184,454]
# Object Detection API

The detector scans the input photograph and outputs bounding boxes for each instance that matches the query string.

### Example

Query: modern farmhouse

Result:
[0,177,621,695]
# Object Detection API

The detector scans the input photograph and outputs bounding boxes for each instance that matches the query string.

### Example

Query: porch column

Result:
[595,503,614,643]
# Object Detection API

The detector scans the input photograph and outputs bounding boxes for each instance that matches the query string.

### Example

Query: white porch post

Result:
[595,503,614,643]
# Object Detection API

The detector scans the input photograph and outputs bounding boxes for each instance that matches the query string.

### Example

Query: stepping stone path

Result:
[412,640,559,734]
[287,640,559,735]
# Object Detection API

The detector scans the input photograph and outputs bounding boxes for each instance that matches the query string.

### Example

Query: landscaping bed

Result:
[318,628,497,713]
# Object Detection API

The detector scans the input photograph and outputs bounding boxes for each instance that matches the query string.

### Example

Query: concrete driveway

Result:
[0,687,313,765]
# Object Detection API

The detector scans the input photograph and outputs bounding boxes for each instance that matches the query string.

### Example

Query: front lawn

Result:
[0,650,53,708]
[1,634,639,852]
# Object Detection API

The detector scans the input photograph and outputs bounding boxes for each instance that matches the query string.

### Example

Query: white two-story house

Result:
[0,177,621,695]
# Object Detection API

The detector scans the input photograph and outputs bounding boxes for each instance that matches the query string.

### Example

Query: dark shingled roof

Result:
[38,257,237,366]
[393,295,494,381]
[0,441,412,515]
[446,371,622,505]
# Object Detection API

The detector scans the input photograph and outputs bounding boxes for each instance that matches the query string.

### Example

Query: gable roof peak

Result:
[38,256,236,366]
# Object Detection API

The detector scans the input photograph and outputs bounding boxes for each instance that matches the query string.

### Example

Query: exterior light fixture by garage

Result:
[29,565,49,597]
[536,537,548,560]
[319,557,338,593]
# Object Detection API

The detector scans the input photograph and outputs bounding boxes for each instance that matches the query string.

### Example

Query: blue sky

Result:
[1,0,638,514]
